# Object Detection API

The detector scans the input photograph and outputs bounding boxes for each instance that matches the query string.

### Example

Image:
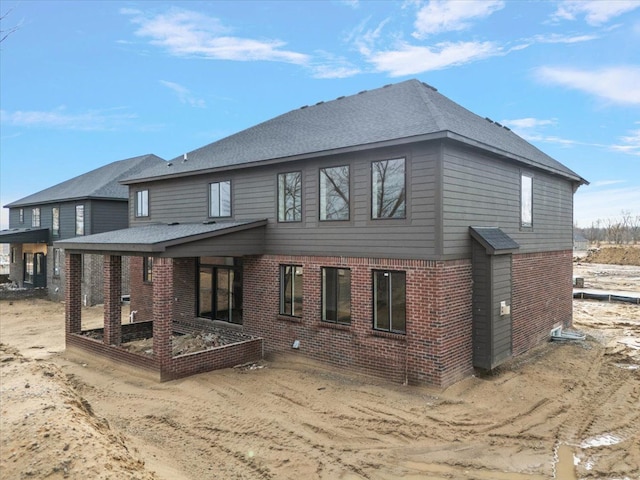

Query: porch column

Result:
[103,255,122,346]
[65,253,82,336]
[152,257,174,371]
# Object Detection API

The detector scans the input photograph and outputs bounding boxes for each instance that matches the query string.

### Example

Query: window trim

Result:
[371,157,407,220]
[209,180,232,218]
[52,248,61,277]
[52,207,60,237]
[19,208,24,224]
[31,207,41,228]
[319,165,350,222]
[372,269,407,334]
[279,264,303,317]
[277,171,303,223]
[321,267,351,325]
[520,173,533,229]
[136,190,149,218]
[75,204,85,236]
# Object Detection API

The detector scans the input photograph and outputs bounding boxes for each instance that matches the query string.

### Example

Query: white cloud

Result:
[368,41,501,76]
[413,0,504,38]
[591,180,626,187]
[502,117,557,130]
[122,8,309,65]
[535,66,640,106]
[611,128,640,156]
[551,0,640,26]
[530,32,599,44]
[0,106,137,131]
[159,80,206,108]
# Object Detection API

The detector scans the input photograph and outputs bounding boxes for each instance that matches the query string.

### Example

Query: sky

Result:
[1,0,639,229]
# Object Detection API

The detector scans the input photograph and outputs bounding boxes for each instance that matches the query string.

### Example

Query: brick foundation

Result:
[512,250,573,355]
[243,255,474,388]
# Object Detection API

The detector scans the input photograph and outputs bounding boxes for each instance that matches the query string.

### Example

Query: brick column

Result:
[65,253,82,337]
[104,255,122,346]
[152,258,174,372]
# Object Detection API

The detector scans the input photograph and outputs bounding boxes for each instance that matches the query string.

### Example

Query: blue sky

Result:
[1,0,639,229]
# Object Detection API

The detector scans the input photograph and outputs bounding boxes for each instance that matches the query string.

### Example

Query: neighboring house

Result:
[1,154,165,304]
[573,231,589,251]
[57,80,587,387]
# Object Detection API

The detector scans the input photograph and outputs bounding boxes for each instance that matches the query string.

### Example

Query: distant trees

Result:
[577,210,640,245]
[1,6,21,44]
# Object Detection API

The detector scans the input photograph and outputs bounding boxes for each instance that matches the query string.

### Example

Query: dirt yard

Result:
[1,263,639,479]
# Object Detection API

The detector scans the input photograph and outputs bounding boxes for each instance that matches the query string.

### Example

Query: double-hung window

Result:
[280,265,303,316]
[320,166,349,221]
[32,208,41,227]
[210,181,231,217]
[19,208,24,224]
[372,158,406,219]
[136,190,149,218]
[521,173,533,228]
[52,207,60,237]
[278,172,302,222]
[143,257,153,283]
[53,248,61,277]
[322,267,351,324]
[373,270,406,334]
[75,205,84,235]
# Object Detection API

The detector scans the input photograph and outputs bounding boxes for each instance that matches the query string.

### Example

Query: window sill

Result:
[277,315,302,324]
[370,330,406,341]
[319,321,351,331]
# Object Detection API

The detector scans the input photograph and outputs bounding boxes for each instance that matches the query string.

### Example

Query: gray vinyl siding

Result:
[92,200,128,234]
[442,143,574,258]
[491,255,512,366]
[135,143,440,259]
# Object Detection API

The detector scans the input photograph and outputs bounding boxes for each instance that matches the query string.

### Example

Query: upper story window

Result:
[372,158,406,219]
[373,270,406,334]
[521,174,533,228]
[280,264,303,316]
[209,181,231,217]
[320,166,350,221]
[32,208,41,227]
[278,171,302,222]
[136,190,149,217]
[143,256,153,283]
[52,207,60,236]
[19,208,24,224]
[75,205,85,235]
[322,267,351,325]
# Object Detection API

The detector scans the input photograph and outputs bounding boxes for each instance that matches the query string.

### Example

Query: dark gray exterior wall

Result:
[441,142,574,258]
[132,142,440,259]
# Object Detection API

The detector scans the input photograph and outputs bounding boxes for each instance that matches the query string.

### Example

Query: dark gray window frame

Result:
[280,264,303,317]
[319,165,350,221]
[53,248,61,277]
[136,190,149,218]
[209,180,232,218]
[75,205,85,236]
[321,267,351,325]
[52,207,60,237]
[143,256,153,283]
[372,269,407,334]
[19,208,24,224]
[371,157,406,220]
[277,171,302,223]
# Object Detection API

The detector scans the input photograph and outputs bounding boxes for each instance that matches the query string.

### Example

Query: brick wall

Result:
[512,250,573,355]
[243,254,474,388]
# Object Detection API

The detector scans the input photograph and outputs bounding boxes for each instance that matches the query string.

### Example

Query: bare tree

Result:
[1,5,21,44]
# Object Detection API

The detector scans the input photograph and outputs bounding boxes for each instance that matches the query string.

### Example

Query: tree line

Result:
[577,211,640,245]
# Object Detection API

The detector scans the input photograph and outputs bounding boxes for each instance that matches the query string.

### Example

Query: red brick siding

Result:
[512,250,573,355]
[65,253,82,336]
[243,255,474,387]
[103,255,122,346]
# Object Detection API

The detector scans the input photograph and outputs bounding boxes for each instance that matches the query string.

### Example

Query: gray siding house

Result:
[58,80,587,386]
[1,154,165,304]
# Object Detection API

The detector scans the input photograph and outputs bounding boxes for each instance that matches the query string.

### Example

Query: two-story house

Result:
[1,154,165,304]
[57,80,587,387]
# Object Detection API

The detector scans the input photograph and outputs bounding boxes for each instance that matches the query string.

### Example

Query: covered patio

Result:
[56,220,267,381]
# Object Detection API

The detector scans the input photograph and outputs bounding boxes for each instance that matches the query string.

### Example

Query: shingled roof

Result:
[123,79,585,185]
[5,154,166,208]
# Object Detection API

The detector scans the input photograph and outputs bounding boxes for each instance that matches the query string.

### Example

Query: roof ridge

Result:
[411,80,446,132]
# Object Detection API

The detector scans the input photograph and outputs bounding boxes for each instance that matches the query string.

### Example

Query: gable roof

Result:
[5,154,166,208]
[122,79,586,185]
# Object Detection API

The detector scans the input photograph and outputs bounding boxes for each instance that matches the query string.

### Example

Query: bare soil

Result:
[1,261,639,479]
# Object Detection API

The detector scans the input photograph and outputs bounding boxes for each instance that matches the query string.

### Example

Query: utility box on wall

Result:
[469,227,520,371]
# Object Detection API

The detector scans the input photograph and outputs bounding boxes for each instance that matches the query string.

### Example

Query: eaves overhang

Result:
[121,130,588,187]
[54,219,268,256]
[469,226,520,255]
[4,196,128,209]
[0,227,50,244]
